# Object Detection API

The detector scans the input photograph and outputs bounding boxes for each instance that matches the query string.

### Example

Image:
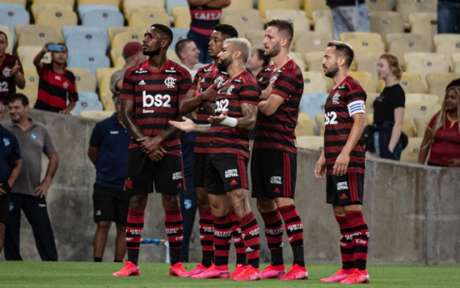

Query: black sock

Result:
[292,246,305,266]
[94,257,102,262]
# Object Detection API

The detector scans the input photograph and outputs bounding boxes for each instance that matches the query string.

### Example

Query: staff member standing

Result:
[88,95,130,262]
[5,93,59,261]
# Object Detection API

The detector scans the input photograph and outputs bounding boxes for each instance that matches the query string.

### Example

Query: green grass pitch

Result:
[0,262,459,288]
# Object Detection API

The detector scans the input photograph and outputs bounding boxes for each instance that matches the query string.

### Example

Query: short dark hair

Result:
[9,93,29,107]
[150,23,173,46]
[175,38,194,60]
[264,19,294,45]
[327,41,354,68]
[213,24,238,39]
[255,48,270,67]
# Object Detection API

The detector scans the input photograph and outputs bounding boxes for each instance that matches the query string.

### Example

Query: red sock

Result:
[126,209,144,265]
[213,215,232,266]
[198,207,214,267]
[164,208,184,265]
[336,214,354,270]
[260,210,284,265]
[279,205,305,266]
[345,211,369,271]
[240,212,260,268]
[229,211,246,265]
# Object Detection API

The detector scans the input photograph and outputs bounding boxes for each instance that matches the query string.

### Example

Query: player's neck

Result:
[333,69,349,88]
[250,67,262,77]
[272,51,290,69]
[148,53,167,69]
[227,62,245,79]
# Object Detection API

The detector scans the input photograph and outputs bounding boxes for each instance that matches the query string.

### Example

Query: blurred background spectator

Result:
[438,0,460,34]
[175,38,203,77]
[327,0,370,39]
[247,47,271,80]
[0,31,25,107]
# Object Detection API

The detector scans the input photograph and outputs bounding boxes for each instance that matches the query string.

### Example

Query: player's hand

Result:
[169,117,197,132]
[138,136,162,154]
[208,113,226,125]
[148,147,166,162]
[11,60,21,76]
[260,85,272,100]
[201,84,217,102]
[333,152,350,176]
[34,177,51,198]
[314,156,326,178]
[448,158,460,167]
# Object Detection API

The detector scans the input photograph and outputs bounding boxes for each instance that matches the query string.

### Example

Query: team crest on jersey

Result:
[226,85,235,95]
[214,75,225,88]
[332,92,341,104]
[63,81,69,89]
[2,67,11,77]
[164,76,176,89]
[134,68,148,75]
[138,80,146,85]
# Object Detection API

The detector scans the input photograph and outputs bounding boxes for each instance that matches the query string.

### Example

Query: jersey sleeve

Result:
[345,85,367,117]
[238,83,260,105]
[178,69,192,102]
[120,69,136,102]
[271,70,298,100]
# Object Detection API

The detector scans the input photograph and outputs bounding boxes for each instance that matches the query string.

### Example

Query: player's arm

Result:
[314,149,326,178]
[209,102,257,130]
[169,116,211,133]
[180,84,217,115]
[258,93,285,116]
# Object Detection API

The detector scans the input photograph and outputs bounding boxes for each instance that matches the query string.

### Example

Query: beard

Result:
[324,65,339,78]
[217,57,232,72]
[265,43,281,58]
[143,46,161,57]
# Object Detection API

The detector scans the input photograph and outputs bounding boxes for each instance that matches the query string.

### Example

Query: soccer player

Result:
[251,19,308,280]
[170,37,262,281]
[315,41,370,284]
[0,31,25,106]
[112,24,191,278]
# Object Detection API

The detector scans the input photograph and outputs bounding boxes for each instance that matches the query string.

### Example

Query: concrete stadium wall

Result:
[4,110,460,265]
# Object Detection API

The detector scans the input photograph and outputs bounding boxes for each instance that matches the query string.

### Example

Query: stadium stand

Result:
[396,0,436,23]
[294,31,332,53]
[0,3,30,28]
[349,71,378,93]
[128,9,171,28]
[220,9,264,35]
[404,52,452,84]
[299,91,327,119]
[68,50,110,74]
[265,9,311,33]
[258,0,301,17]
[434,34,460,57]
[166,0,187,14]
[16,45,51,67]
[386,33,432,64]
[295,112,315,136]
[123,0,165,18]
[340,32,385,56]
[408,12,437,50]
[367,0,392,12]
[426,72,460,102]
[311,9,333,36]
[69,68,98,93]
[400,137,423,162]
[303,71,331,94]
[369,11,404,37]
[63,26,109,54]
[71,91,103,116]
[16,25,62,47]
[398,72,428,94]
[171,6,190,29]
[80,7,124,29]
[303,0,329,19]
[16,67,39,105]
[303,51,323,72]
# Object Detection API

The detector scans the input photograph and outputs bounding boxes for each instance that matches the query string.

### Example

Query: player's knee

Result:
[230,189,250,215]
[196,189,209,207]
[115,224,126,233]
[161,194,179,211]
[274,197,295,208]
[333,205,346,216]
[257,198,276,213]
[129,195,148,210]
[97,221,111,231]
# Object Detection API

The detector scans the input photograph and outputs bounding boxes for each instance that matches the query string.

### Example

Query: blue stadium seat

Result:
[0,4,30,28]
[166,0,188,14]
[299,92,328,118]
[80,9,124,29]
[77,4,120,16]
[170,28,189,50]
[68,51,111,74]
[63,26,109,53]
[72,92,103,116]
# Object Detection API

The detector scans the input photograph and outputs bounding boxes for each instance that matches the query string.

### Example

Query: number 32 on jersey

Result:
[324,111,338,125]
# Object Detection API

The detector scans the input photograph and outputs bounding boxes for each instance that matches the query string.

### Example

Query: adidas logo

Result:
[138,80,146,85]
[245,247,254,253]
[96,210,102,216]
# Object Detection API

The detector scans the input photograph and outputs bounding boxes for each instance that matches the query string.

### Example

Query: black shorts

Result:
[204,154,249,195]
[125,149,185,195]
[326,173,364,206]
[251,149,297,199]
[0,195,9,224]
[193,153,208,188]
[93,184,129,225]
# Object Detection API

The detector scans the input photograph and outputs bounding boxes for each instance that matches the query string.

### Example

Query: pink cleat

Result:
[340,269,370,284]
[187,263,209,276]
[232,265,260,281]
[191,264,229,279]
[280,264,308,280]
[230,264,247,279]
[169,262,190,277]
[112,260,140,277]
[320,268,353,283]
[259,264,285,279]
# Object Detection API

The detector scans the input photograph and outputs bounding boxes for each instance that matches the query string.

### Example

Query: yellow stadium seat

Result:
[405,94,441,121]
[400,137,423,163]
[0,0,26,5]
[123,0,165,18]
[16,25,63,47]
[303,71,331,93]
[312,9,333,36]
[453,53,460,74]
[367,0,392,11]
[0,25,14,54]
[296,112,315,136]
[289,52,306,71]
[244,30,265,47]
[78,0,119,5]
[265,9,311,33]
[314,112,325,135]
[100,93,115,111]
[172,7,190,29]
[339,32,385,56]
[397,0,436,23]
[69,68,97,93]
[355,55,379,75]
[128,9,170,29]
[114,56,125,68]
[296,135,323,150]
[80,110,113,120]
[16,45,51,67]
[96,67,117,110]
[426,72,460,102]
[108,27,137,41]
[404,52,452,83]
[386,33,432,64]
[434,34,460,57]
[167,49,181,63]
[294,31,332,53]
[303,51,324,71]
[350,71,378,93]
[33,0,74,6]
[365,92,378,113]
[110,30,144,62]
[35,7,78,33]
[220,9,264,35]
[403,116,417,138]
[408,12,437,49]
[413,116,436,138]
[399,72,428,94]
[17,68,39,106]
[303,0,329,19]
[31,3,73,19]
[369,11,404,37]
[224,0,253,11]
[258,0,301,18]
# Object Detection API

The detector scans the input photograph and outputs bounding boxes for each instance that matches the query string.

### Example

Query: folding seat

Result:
[0,25,14,54]
[258,0,301,17]
[408,12,437,49]
[123,0,165,18]
[128,8,170,29]
[16,45,51,67]
[0,0,26,6]
[100,92,115,111]
[312,9,333,36]
[355,55,379,76]
[78,4,120,16]
[303,0,329,19]
[220,9,264,35]
[453,53,460,74]
[386,33,432,64]
[295,112,315,136]
[167,49,181,63]
[404,52,452,83]
[35,8,78,34]
[68,51,111,74]
[31,3,74,19]
[96,67,117,110]
[366,0,392,12]
[294,31,332,53]
[110,30,144,62]
[244,30,265,47]
[399,73,428,94]
[397,0,436,23]
[78,0,120,5]
[303,71,331,93]
[413,116,433,138]
[265,9,311,32]
[0,4,30,28]
[349,71,378,93]
[172,6,191,29]
[425,72,460,102]
[170,28,189,51]
[299,92,327,118]
[69,68,97,93]
[225,0,253,11]
[80,8,124,29]
[303,51,323,72]
[400,137,423,162]
[72,92,103,116]
[339,32,385,56]
[296,135,324,151]
[80,110,113,120]
[402,116,417,137]
[365,92,378,113]
[405,93,441,121]
[369,11,404,37]
[314,112,325,135]
[33,0,74,6]
[17,68,39,106]
[16,25,62,47]
[166,0,188,14]
[63,26,109,54]
[434,34,460,57]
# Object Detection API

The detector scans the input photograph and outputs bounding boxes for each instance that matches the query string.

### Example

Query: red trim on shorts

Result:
[349,174,356,202]
[237,157,248,189]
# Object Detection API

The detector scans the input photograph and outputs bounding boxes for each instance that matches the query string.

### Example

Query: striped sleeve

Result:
[346,88,367,116]
[272,71,297,100]
[238,84,260,105]
[179,70,192,101]
[120,70,135,102]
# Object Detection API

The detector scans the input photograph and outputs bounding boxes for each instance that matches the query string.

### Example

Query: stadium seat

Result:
[386,33,432,64]
[123,0,165,18]
[355,55,379,75]
[400,137,422,163]
[114,56,125,68]
[405,94,441,121]
[35,8,78,34]
[303,71,331,93]
[295,112,315,136]
[63,26,109,54]
[367,0,392,12]
[107,26,138,41]
[0,25,14,54]
[128,9,170,28]
[294,31,332,53]
[17,68,39,106]
[413,117,432,138]
[303,0,329,19]
[258,0,301,17]
[408,12,437,49]
[224,0,253,11]
[426,72,460,102]
[314,112,325,135]
[369,11,404,37]
[78,4,120,16]
[166,0,188,14]
[397,0,436,23]
[339,32,385,56]
[303,51,323,71]
[172,6,191,29]
[289,52,306,71]
[171,28,189,51]
[78,0,120,5]
[402,116,417,137]
[350,71,378,93]
[312,9,333,36]
[0,0,26,6]
[244,30,265,47]
[167,49,181,63]
[452,53,460,74]
[69,68,97,93]
[72,92,103,116]
[434,34,460,57]
[299,92,327,118]
[296,135,323,151]
[404,52,452,83]
[110,30,144,62]
[100,92,115,111]
[33,0,74,6]
[365,92,378,113]
[68,51,111,74]
[16,45,51,67]
[31,3,73,19]
[220,9,264,35]
[0,4,30,28]
[96,67,117,110]
[80,8,124,29]
[16,25,63,47]
[80,110,113,120]
[399,72,428,94]
[265,9,311,33]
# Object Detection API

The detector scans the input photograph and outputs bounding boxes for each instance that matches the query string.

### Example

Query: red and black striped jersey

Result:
[34,64,78,112]
[120,59,192,156]
[208,70,260,159]
[192,63,228,154]
[324,75,367,175]
[253,59,304,154]
[255,66,272,91]
[0,54,23,104]
[189,5,223,37]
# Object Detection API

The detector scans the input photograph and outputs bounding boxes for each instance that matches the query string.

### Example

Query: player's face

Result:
[247,50,263,71]
[52,49,68,65]
[322,46,339,78]
[376,58,391,80]
[208,31,225,59]
[445,88,459,112]
[216,42,233,72]
[0,34,7,56]
[142,30,163,56]
[8,100,28,123]
[263,26,281,58]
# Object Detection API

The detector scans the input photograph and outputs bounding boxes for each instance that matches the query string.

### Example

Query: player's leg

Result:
[114,224,126,262]
[228,209,246,275]
[92,184,114,262]
[114,192,129,262]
